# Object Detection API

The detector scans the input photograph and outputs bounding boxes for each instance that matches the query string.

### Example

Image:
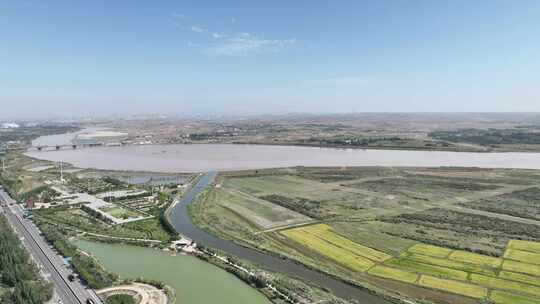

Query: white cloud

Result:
[190,26,207,33]
[212,33,225,39]
[207,34,296,56]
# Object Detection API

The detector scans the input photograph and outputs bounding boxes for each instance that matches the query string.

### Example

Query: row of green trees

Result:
[38,223,118,289]
[0,216,53,304]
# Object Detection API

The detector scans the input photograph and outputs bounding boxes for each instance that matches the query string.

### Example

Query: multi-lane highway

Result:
[0,188,102,304]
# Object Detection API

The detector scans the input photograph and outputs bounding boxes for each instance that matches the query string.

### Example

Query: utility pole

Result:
[1,158,5,171]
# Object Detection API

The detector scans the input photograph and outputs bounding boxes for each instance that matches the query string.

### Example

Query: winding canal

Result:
[168,171,391,304]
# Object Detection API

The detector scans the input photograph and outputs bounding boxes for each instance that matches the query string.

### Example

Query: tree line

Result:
[0,216,53,304]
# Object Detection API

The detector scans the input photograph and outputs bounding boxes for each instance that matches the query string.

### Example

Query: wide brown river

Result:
[27,143,540,172]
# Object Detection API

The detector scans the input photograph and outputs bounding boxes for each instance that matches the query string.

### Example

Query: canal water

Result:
[75,240,271,304]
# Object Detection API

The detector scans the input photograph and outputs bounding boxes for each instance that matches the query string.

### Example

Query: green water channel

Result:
[75,240,271,304]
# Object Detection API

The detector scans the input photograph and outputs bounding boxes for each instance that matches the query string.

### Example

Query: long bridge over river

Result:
[27,143,106,152]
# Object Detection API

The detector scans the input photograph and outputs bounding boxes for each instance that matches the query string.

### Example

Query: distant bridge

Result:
[27,143,105,152]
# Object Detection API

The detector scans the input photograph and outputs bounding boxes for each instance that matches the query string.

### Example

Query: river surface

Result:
[74,240,271,304]
[31,127,104,146]
[26,142,540,172]
[168,172,390,304]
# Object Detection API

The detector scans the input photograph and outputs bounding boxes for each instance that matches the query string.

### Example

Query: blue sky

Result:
[1,0,539,118]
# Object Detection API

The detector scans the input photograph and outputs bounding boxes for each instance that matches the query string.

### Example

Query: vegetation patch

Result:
[38,223,117,289]
[448,251,503,268]
[0,216,53,304]
[405,253,498,276]
[382,208,540,255]
[385,258,468,281]
[105,294,136,304]
[407,244,452,258]
[297,224,391,262]
[281,225,377,272]
[214,188,311,229]
[462,187,540,221]
[430,129,540,146]
[498,271,540,287]
[502,260,540,277]
[417,275,488,299]
[490,290,540,304]
[508,240,540,254]
[100,205,143,220]
[470,274,540,297]
[367,266,418,284]
[504,249,540,265]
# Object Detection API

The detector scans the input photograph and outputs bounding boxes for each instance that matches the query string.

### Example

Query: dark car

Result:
[86,299,95,304]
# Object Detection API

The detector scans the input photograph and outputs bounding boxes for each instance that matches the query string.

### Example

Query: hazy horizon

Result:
[1,0,539,118]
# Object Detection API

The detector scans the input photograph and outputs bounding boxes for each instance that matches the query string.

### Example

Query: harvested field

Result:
[405,253,498,276]
[509,240,540,254]
[407,244,452,258]
[448,251,503,268]
[367,266,418,284]
[470,274,540,297]
[499,271,540,287]
[502,260,540,277]
[296,224,391,262]
[385,258,468,281]
[490,290,540,304]
[418,275,488,299]
[504,249,540,265]
[281,227,375,272]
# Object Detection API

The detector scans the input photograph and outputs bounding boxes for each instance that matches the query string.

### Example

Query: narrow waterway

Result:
[168,172,391,304]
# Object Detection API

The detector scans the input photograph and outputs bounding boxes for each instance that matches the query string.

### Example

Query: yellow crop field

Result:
[368,266,418,283]
[418,275,488,299]
[504,249,540,265]
[499,271,540,287]
[449,251,503,268]
[407,244,452,258]
[508,240,540,254]
[299,224,392,262]
[281,228,375,272]
[407,253,497,276]
[385,257,469,281]
[470,274,540,297]
[502,260,540,277]
[490,290,540,304]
